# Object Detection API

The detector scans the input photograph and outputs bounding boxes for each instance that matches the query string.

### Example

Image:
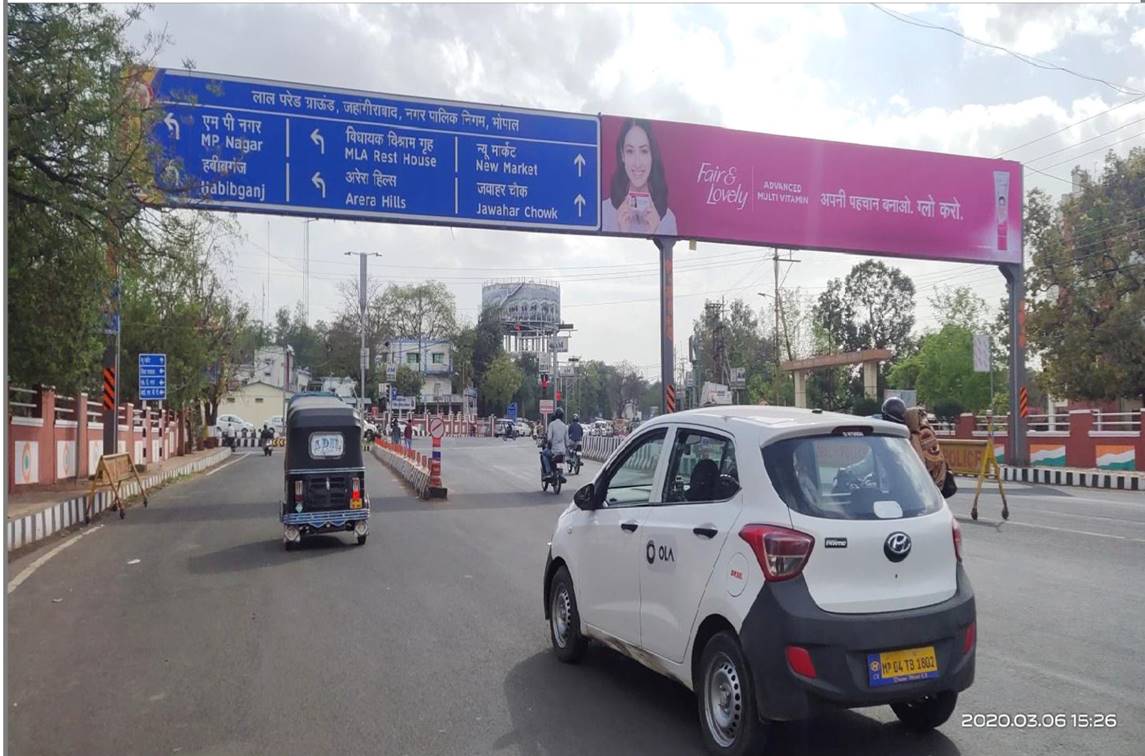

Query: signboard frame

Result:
[138,353,167,401]
[145,68,601,234]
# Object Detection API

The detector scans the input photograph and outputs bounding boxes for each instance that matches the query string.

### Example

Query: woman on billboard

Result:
[601,118,678,235]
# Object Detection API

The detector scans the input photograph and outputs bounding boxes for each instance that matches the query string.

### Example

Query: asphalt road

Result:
[7,438,1144,756]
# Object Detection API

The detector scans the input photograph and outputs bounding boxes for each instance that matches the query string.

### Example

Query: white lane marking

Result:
[8,525,105,594]
[205,454,247,477]
[1001,518,1145,544]
[1013,507,1145,527]
[977,648,1145,704]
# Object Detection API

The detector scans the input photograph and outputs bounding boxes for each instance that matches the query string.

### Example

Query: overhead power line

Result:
[1039,130,1145,171]
[1024,116,1145,165]
[871,4,1145,97]
[996,95,1145,158]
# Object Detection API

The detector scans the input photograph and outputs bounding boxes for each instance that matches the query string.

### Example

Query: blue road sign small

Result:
[139,353,167,401]
[507,402,518,421]
[148,69,600,232]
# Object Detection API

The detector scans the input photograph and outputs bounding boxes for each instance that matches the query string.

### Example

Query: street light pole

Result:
[345,251,382,420]
[303,219,317,325]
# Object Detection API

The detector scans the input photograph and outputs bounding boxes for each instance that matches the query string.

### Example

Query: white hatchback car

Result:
[543,406,974,755]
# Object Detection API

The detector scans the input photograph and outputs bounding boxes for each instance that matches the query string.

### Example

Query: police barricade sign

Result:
[939,439,1008,521]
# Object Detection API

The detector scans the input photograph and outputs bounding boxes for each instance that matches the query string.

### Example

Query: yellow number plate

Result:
[867,646,939,687]
[350,500,362,509]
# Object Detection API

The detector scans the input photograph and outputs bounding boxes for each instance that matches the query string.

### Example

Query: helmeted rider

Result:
[568,413,584,446]
[542,407,570,480]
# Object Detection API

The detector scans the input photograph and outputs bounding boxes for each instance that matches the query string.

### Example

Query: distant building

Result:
[220,380,293,427]
[378,338,456,403]
[237,345,310,392]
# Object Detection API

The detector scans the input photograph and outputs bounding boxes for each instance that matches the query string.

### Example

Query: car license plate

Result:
[350,500,362,510]
[867,646,939,687]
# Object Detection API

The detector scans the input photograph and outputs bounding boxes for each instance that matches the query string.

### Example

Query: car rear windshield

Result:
[762,433,943,520]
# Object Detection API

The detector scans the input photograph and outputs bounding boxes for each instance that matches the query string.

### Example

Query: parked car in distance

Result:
[267,415,285,436]
[215,413,254,435]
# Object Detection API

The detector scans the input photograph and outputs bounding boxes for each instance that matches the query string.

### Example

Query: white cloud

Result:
[954,4,1129,58]
[1132,27,1145,51]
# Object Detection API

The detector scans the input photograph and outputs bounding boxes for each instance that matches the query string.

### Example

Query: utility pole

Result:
[771,249,801,403]
[303,219,317,325]
[265,220,271,325]
[345,251,382,420]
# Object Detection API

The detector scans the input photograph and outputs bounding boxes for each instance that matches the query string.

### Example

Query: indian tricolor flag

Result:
[1096,444,1136,471]
[1030,444,1066,467]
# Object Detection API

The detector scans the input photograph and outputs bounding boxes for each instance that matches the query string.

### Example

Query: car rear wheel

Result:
[697,632,769,756]
[549,566,587,663]
[891,691,958,732]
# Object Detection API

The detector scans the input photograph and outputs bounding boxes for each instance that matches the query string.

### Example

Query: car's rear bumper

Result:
[739,565,975,721]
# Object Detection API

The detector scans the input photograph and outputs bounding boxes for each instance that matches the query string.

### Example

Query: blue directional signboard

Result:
[146,69,600,231]
[507,402,518,422]
[139,353,167,401]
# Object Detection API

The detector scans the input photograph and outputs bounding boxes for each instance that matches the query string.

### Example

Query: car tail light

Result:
[952,518,963,562]
[351,477,361,501]
[785,645,817,678]
[739,524,814,582]
[293,480,304,503]
[963,621,976,653]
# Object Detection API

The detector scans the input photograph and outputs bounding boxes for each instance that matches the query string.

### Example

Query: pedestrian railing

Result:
[8,386,38,418]
[54,396,77,425]
[1093,411,1141,432]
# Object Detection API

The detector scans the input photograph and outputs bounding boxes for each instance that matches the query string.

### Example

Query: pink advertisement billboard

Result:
[599,116,1022,264]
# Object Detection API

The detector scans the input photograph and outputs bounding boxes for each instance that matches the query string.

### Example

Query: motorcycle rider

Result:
[542,407,569,482]
[567,413,584,472]
[260,423,274,456]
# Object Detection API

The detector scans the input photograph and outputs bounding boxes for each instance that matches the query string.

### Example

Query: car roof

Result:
[638,405,908,443]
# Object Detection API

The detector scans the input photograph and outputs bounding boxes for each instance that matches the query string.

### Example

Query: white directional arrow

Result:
[573,153,586,177]
[312,172,326,198]
[163,112,180,140]
[310,128,325,154]
[574,194,586,218]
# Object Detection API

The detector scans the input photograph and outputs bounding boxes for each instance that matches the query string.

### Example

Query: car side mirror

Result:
[573,483,598,511]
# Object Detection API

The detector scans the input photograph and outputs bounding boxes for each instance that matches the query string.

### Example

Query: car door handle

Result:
[620,522,638,533]
[692,527,718,539]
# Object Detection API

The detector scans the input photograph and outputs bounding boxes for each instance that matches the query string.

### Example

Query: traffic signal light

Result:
[539,372,550,390]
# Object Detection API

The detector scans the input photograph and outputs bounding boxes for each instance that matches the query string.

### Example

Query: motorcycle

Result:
[540,448,567,495]
[566,443,582,476]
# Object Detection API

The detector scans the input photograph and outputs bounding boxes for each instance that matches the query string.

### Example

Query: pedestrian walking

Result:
[403,420,413,450]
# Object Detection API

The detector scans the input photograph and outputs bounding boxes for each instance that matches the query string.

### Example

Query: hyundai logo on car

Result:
[884,531,912,562]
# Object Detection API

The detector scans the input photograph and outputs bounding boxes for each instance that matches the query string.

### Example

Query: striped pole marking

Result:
[1019,386,1029,418]
[102,367,116,411]
[665,383,677,413]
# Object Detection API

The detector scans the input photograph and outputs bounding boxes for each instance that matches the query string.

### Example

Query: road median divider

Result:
[371,440,442,499]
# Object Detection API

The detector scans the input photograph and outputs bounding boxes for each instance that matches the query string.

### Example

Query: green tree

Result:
[394,364,422,398]
[481,353,522,415]
[1026,149,1145,401]
[929,286,991,332]
[889,325,993,412]
[513,353,541,418]
[117,212,250,418]
[6,4,166,392]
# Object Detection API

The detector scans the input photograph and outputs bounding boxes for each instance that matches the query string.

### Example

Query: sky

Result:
[121,2,1145,380]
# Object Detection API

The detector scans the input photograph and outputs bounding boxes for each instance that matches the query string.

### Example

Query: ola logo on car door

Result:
[645,538,677,571]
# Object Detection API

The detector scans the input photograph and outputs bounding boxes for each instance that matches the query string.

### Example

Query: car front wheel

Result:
[697,631,769,756]
[891,691,958,732]
[548,566,587,663]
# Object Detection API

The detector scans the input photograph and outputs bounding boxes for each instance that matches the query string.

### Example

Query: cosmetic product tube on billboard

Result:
[994,171,1010,252]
